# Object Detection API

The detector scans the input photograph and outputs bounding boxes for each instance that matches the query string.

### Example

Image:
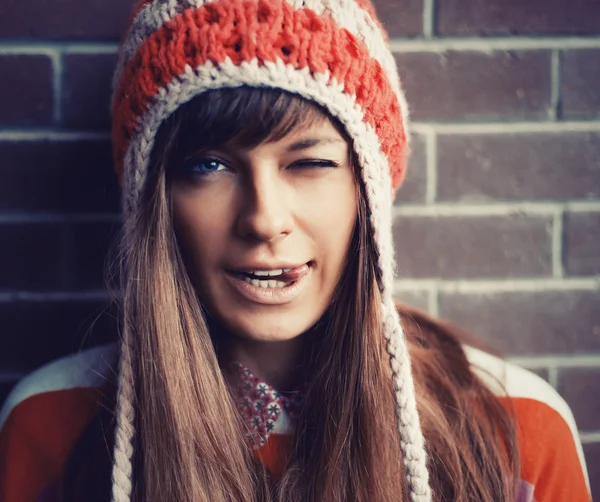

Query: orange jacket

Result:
[0,344,591,502]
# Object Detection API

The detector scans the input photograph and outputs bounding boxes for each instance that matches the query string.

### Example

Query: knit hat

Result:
[110,0,431,501]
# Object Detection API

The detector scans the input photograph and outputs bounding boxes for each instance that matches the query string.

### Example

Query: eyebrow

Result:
[286,137,346,151]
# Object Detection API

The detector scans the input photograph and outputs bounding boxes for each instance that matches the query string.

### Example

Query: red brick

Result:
[437,132,600,201]
[372,0,423,37]
[0,55,53,127]
[439,290,600,355]
[0,300,116,370]
[583,442,600,501]
[0,140,120,213]
[395,51,552,122]
[0,0,135,40]
[67,222,121,290]
[0,223,66,291]
[62,54,118,129]
[395,133,427,204]
[557,367,600,432]
[436,0,600,36]
[560,49,600,120]
[393,215,552,278]
[564,212,600,277]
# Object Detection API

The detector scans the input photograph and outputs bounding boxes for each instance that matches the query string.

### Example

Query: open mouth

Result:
[233,262,312,289]
[237,272,291,289]
[226,262,312,305]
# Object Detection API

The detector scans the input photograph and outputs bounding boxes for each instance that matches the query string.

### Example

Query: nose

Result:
[235,169,294,243]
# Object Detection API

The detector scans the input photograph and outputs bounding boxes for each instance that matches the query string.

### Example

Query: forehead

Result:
[233,115,348,152]
[168,88,350,158]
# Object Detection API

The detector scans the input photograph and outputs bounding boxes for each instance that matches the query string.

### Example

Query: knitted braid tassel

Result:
[383,299,432,501]
[110,0,433,500]
[111,328,136,502]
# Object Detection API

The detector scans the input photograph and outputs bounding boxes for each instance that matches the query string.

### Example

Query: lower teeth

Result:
[243,277,289,288]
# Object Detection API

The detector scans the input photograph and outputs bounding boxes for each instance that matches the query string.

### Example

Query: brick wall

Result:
[1,0,598,495]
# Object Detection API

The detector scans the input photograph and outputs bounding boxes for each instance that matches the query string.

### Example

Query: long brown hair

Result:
[66,88,519,501]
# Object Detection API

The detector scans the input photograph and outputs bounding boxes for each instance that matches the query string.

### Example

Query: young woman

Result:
[0,1,591,501]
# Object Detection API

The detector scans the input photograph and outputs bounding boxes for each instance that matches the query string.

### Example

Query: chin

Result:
[219,308,323,344]
[226,319,314,342]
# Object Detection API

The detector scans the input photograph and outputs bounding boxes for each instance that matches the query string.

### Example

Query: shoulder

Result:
[0,343,119,502]
[464,346,591,501]
[0,342,119,430]
[464,346,576,430]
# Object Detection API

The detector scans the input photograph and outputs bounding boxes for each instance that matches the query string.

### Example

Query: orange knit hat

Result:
[111,0,412,209]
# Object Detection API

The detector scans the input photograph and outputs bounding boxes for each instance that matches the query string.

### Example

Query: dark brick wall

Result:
[0,0,598,496]
[0,55,54,126]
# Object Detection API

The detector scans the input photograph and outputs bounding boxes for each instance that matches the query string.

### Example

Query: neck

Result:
[228,335,306,391]
[208,317,307,391]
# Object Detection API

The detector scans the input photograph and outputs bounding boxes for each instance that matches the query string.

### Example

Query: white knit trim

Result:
[111,329,137,502]
[119,57,430,501]
[382,297,432,501]
[112,0,410,141]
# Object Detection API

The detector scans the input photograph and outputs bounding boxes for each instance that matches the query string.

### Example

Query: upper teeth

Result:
[253,269,287,276]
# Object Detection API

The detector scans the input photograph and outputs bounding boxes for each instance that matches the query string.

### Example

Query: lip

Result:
[224,264,311,306]
[229,262,307,273]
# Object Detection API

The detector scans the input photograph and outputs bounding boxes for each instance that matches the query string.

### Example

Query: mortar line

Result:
[411,121,600,134]
[2,38,600,55]
[422,0,435,38]
[424,129,437,204]
[393,282,438,314]
[388,36,600,52]
[565,204,600,213]
[394,280,437,292]
[552,210,565,279]
[0,42,119,54]
[392,201,600,217]
[0,130,110,141]
[428,286,439,316]
[550,50,561,121]
[0,46,58,56]
[0,213,120,224]
[579,432,600,443]
[547,366,559,388]
[2,122,599,139]
[393,277,600,293]
[0,291,110,302]
[508,356,600,367]
[51,51,63,124]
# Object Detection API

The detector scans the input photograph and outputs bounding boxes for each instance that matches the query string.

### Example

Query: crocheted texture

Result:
[111,329,136,502]
[112,0,407,192]
[110,0,431,501]
[112,0,407,119]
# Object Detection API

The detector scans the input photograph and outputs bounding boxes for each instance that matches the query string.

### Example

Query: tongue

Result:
[280,263,309,282]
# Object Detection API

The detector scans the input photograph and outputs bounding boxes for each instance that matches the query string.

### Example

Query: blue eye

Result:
[184,158,228,174]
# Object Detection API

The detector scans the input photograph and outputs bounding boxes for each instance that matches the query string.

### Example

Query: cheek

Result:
[172,192,229,278]
[299,173,357,266]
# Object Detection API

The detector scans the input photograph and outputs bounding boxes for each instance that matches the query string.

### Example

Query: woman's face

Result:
[171,116,358,344]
